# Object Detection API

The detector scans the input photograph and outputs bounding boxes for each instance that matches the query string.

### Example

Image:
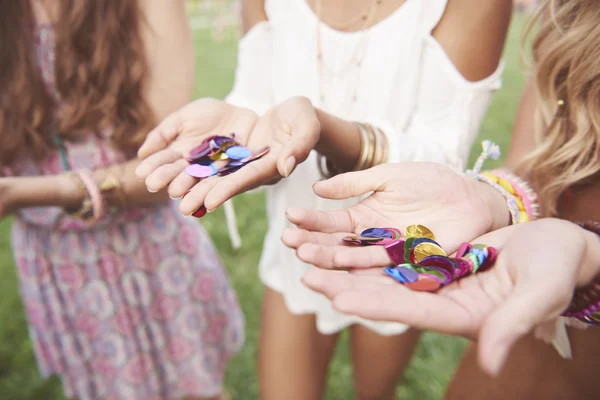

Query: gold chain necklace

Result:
[315,0,382,107]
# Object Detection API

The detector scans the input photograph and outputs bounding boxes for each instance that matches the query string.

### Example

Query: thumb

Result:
[313,166,386,200]
[277,116,320,177]
[138,111,183,159]
[478,282,570,377]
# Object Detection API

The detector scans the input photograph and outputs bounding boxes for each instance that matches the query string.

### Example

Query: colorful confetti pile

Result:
[185,134,269,178]
[343,225,498,292]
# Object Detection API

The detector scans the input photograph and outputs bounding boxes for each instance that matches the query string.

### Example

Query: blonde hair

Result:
[516,0,600,216]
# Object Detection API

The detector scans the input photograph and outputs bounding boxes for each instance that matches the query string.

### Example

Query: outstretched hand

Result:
[282,162,500,269]
[135,97,320,216]
[299,219,600,376]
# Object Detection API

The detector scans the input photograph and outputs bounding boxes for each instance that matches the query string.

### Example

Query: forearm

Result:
[314,108,362,172]
[576,224,600,288]
[9,160,169,213]
[93,159,170,208]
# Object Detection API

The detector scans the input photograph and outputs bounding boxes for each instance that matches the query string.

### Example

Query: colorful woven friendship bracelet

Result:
[342,225,498,292]
[466,140,540,224]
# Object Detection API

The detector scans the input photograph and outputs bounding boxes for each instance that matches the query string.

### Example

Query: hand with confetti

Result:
[300,218,600,376]
[135,97,320,216]
[281,162,510,269]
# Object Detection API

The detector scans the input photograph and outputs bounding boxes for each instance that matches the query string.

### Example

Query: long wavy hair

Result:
[516,0,600,216]
[0,0,155,166]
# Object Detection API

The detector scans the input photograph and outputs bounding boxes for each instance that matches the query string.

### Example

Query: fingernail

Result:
[192,205,208,218]
[284,156,296,177]
[285,209,298,223]
[147,188,158,193]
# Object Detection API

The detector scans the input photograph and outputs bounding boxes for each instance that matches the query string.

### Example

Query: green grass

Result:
[0,14,528,400]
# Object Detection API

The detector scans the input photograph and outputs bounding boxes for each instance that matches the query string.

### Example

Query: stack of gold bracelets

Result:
[317,122,389,179]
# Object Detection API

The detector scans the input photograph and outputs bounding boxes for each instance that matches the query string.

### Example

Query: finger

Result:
[478,279,572,377]
[281,228,349,249]
[179,178,220,216]
[145,159,189,193]
[312,166,386,200]
[203,155,278,211]
[276,116,320,177]
[285,207,354,233]
[349,268,389,277]
[167,169,199,199]
[302,268,395,298]
[302,270,473,333]
[295,243,393,269]
[135,148,184,181]
[138,112,183,159]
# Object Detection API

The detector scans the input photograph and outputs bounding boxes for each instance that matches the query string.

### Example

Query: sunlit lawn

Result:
[0,14,528,400]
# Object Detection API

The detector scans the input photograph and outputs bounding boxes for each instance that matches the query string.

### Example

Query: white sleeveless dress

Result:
[226,0,503,335]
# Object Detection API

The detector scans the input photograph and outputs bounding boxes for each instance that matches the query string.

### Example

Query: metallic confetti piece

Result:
[242,147,270,163]
[405,275,441,292]
[405,224,435,240]
[419,256,455,277]
[225,146,252,160]
[456,242,472,258]
[384,240,405,265]
[403,238,418,263]
[361,227,394,239]
[412,242,446,263]
[185,164,218,178]
[472,244,489,258]
[210,151,230,161]
[382,228,403,239]
[479,246,497,272]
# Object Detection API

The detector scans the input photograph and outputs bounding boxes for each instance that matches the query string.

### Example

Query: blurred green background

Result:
[0,8,529,400]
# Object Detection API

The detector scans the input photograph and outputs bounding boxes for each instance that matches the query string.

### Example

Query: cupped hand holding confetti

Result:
[300,219,600,377]
[281,162,503,269]
[135,97,320,216]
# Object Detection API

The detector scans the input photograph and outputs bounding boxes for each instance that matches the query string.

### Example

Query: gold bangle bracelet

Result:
[378,127,390,164]
[362,123,377,169]
[373,127,389,166]
[353,123,370,171]
[98,170,126,209]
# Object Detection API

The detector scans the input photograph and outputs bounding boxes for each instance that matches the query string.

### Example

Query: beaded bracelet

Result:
[561,221,600,325]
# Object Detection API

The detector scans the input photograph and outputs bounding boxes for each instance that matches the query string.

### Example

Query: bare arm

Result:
[433,0,512,81]
[505,77,538,169]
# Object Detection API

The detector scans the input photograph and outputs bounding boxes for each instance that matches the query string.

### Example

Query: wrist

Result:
[57,173,87,210]
[314,108,361,172]
[473,178,511,233]
[576,225,600,288]
[313,107,327,154]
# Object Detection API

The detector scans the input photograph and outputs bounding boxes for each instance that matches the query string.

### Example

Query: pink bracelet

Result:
[491,168,540,221]
[76,169,107,222]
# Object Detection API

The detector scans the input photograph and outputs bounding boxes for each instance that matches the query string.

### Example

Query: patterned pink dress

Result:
[9,25,244,400]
